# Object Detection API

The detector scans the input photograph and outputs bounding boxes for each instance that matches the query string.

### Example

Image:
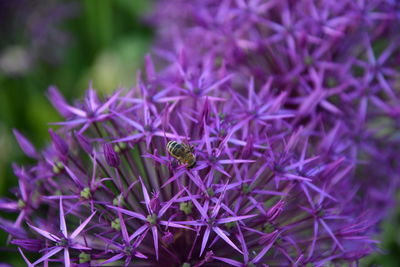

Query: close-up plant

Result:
[0,0,399,266]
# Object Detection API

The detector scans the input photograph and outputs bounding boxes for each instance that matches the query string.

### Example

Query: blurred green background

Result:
[0,0,153,265]
[0,0,398,266]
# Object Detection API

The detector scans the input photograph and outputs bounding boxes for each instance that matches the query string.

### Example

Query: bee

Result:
[166,141,196,169]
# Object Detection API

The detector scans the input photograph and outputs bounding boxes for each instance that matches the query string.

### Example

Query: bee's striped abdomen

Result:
[167,141,182,156]
[166,140,196,168]
[167,141,181,157]
[167,141,176,152]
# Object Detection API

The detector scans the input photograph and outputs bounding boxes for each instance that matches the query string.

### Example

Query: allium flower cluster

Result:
[2,60,378,266]
[153,0,400,217]
[1,0,399,266]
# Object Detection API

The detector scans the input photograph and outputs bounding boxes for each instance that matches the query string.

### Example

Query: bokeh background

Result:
[0,0,398,266]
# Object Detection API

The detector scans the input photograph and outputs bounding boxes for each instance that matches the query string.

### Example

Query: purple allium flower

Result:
[0,60,382,266]
[1,0,399,266]
[26,198,96,266]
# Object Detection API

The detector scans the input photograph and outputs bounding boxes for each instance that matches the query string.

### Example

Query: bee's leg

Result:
[170,159,179,168]
[189,146,194,153]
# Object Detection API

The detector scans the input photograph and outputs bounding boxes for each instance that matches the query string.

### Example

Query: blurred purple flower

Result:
[0,1,79,75]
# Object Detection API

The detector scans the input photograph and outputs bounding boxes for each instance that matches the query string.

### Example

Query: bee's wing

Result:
[180,144,192,154]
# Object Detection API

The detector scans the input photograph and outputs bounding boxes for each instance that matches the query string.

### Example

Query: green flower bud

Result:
[146,214,158,225]
[111,218,121,231]
[18,199,26,209]
[80,187,91,199]
[113,195,125,206]
[53,161,64,174]
[79,252,91,263]
[207,187,215,197]
[180,202,193,215]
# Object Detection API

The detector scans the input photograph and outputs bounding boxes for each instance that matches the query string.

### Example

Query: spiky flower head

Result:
[1,55,379,266]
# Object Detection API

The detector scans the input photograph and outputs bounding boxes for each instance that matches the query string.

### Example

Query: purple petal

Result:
[75,131,92,154]
[47,86,75,118]
[106,205,147,221]
[118,211,129,243]
[252,189,287,196]
[140,178,151,214]
[70,211,96,239]
[237,227,249,263]
[70,243,91,250]
[211,181,230,218]
[213,256,242,267]
[111,111,144,132]
[203,74,232,94]
[50,118,87,127]
[151,226,159,260]
[252,232,279,263]
[59,198,68,237]
[129,224,149,242]
[134,251,148,259]
[217,214,257,224]
[101,253,124,265]
[18,248,33,267]
[63,165,84,188]
[307,220,319,260]
[319,219,344,251]
[0,199,19,211]
[112,133,145,143]
[161,168,186,188]
[13,129,38,158]
[153,131,188,140]
[64,248,71,267]
[168,220,204,226]
[200,227,211,257]
[159,189,184,217]
[49,129,69,155]
[212,227,242,254]
[282,173,312,182]
[218,159,256,164]
[32,246,63,266]
[18,179,28,202]
[86,88,99,112]
[96,90,121,114]
[159,221,194,230]
[183,188,208,220]
[27,223,60,242]
[304,181,337,201]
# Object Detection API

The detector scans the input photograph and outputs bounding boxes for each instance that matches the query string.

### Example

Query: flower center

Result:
[207,217,215,226]
[18,199,26,209]
[123,245,133,256]
[146,213,158,225]
[57,237,70,248]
